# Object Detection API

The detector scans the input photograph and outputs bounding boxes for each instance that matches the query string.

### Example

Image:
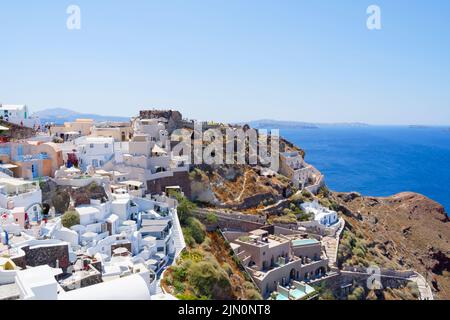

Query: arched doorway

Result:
[290,268,296,282]
[25,203,43,223]
[315,267,326,278]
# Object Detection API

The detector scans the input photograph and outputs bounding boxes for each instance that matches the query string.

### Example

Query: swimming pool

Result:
[291,239,319,246]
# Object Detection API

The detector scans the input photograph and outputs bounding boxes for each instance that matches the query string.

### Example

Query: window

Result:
[104,143,109,148]
[90,144,94,148]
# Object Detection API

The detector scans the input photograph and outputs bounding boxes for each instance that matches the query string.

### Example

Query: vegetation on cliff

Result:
[162,196,262,300]
[331,191,449,300]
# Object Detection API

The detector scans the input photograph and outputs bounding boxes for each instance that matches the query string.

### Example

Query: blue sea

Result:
[280,126,450,213]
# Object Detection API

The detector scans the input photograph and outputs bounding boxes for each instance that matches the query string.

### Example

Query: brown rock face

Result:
[139,109,183,133]
[190,164,292,211]
[332,191,450,300]
[0,120,36,140]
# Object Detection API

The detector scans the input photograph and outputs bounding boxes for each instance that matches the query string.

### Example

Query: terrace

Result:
[13,153,49,162]
[273,281,316,300]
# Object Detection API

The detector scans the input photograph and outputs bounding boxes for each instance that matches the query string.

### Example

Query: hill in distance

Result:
[35,108,130,125]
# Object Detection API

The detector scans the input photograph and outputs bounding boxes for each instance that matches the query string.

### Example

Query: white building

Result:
[0,104,40,128]
[0,178,42,222]
[74,136,115,170]
[58,270,154,300]
[15,265,63,300]
[280,151,325,193]
[300,200,338,227]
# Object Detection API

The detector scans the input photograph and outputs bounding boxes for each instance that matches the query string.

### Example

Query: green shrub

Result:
[183,229,195,247]
[206,213,218,224]
[318,186,330,197]
[301,189,313,199]
[348,286,365,300]
[171,265,188,282]
[273,213,297,224]
[407,282,420,299]
[319,289,336,300]
[222,263,233,276]
[52,191,70,214]
[244,288,262,300]
[353,247,366,258]
[176,195,197,225]
[297,211,313,222]
[176,293,200,300]
[201,237,212,251]
[187,260,231,298]
[61,210,80,228]
[88,182,99,192]
[186,217,206,244]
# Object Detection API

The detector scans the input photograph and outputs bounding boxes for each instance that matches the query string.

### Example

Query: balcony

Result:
[13,153,49,162]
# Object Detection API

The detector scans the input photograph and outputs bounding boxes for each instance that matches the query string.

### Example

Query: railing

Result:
[13,153,49,162]
[0,166,13,177]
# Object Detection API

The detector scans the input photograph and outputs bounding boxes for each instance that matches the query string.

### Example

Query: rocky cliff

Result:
[331,191,449,300]
[0,120,36,140]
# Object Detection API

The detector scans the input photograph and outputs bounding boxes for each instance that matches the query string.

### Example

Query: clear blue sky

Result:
[0,0,449,125]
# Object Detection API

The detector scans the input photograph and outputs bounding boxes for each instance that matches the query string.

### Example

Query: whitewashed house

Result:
[280,151,325,193]
[300,200,338,227]
[74,136,115,170]
[0,104,40,128]
[0,178,42,222]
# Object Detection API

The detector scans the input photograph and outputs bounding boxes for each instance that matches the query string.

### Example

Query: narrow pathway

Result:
[322,236,338,266]
[409,273,434,300]
[322,218,345,268]
[256,190,301,212]
[341,270,434,300]
[171,208,186,259]
[235,171,250,202]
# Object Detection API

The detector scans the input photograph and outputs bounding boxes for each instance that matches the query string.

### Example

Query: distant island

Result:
[243,119,370,129]
[408,125,432,129]
[35,108,130,125]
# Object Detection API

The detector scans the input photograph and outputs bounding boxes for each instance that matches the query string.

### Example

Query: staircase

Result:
[322,236,338,266]
[171,209,186,259]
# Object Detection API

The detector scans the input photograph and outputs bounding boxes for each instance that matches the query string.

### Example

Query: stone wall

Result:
[21,244,70,270]
[193,210,265,232]
[139,110,183,133]
[310,270,412,299]
[11,255,26,270]
[111,242,132,254]
[147,171,192,198]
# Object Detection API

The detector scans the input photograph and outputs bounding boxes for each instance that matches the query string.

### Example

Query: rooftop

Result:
[0,178,36,187]
[120,180,144,187]
[0,104,26,111]
[75,206,100,216]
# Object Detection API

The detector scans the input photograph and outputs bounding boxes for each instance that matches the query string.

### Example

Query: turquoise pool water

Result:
[290,285,315,300]
[292,239,319,246]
